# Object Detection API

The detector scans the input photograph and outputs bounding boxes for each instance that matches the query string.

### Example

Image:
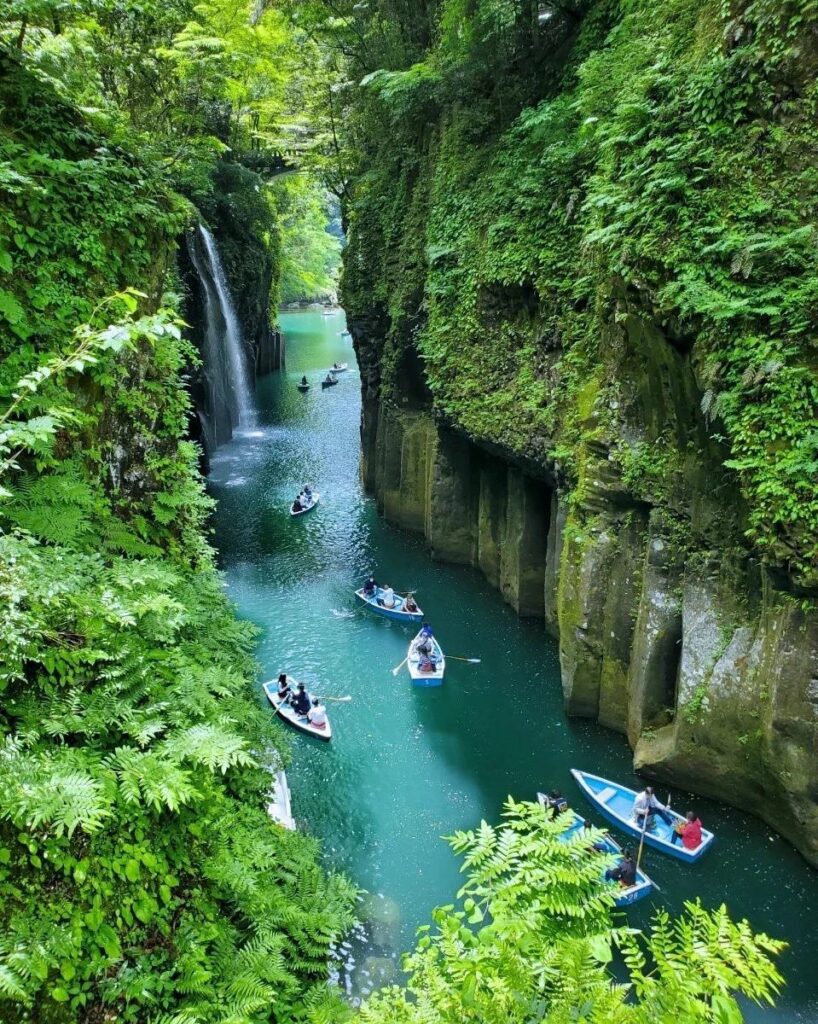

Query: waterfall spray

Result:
[194,225,254,429]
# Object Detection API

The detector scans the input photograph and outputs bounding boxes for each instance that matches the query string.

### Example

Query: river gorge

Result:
[209,309,818,1021]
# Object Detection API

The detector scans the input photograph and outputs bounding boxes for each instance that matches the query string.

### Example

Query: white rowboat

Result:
[263,680,332,741]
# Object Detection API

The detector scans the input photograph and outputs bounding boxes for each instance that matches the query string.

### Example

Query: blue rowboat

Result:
[537,793,653,907]
[407,629,445,686]
[355,587,423,623]
[570,769,715,863]
[262,680,332,742]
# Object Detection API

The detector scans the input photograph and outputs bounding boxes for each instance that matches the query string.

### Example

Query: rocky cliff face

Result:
[350,304,818,867]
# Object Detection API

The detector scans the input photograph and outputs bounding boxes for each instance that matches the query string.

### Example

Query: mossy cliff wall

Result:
[340,0,818,862]
[349,297,818,866]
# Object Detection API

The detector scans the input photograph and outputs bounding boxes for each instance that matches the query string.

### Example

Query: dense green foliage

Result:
[274,177,342,304]
[360,801,785,1024]
[0,5,354,1021]
[318,0,818,587]
[0,0,797,1020]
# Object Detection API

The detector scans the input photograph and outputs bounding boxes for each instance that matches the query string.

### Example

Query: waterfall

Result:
[188,225,254,444]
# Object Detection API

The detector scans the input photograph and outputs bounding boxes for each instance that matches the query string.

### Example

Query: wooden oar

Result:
[391,656,408,677]
[315,695,352,703]
[635,805,650,873]
[447,656,481,664]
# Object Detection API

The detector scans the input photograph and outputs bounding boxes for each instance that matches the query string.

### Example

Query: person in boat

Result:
[299,491,311,510]
[632,786,673,829]
[672,810,703,850]
[290,683,311,717]
[300,375,308,386]
[378,584,396,609]
[333,362,341,370]
[605,848,636,887]
[542,790,569,817]
[415,622,434,657]
[418,653,435,673]
[363,576,378,598]
[292,496,303,513]
[307,698,328,731]
[404,594,419,613]
[420,623,434,638]
[276,673,292,703]
[324,373,335,384]
[303,484,312,501]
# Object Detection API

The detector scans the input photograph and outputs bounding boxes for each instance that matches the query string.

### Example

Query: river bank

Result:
[208,309,818,1021]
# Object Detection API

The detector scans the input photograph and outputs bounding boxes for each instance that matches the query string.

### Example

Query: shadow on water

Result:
[208,308,818,1021]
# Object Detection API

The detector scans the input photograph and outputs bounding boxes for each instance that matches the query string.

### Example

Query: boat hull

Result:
[536,794,653,907]
[263,681,332,741]
[570,769,714,863]
[355,588,423,622]
[407,629,445,685]
[290,493,320,517]
[328,364,348,373]
[297,384,310,392]
[321,379,338,389]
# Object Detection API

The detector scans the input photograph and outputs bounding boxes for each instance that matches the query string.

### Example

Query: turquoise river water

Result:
[208,309,818,1020]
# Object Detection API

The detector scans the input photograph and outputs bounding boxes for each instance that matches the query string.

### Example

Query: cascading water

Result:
[187,225,254,448]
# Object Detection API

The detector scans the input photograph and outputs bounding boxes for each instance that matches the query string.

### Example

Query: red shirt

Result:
[679,818,703,850]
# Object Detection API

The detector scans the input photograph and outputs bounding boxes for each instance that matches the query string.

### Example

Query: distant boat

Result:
[267,769,296,829]
[536,793,653,906]
[322,308,336,316]
[355,587,423,622]
[290,492,319,517]
[570,769,715,863]
[321,376,339,389]
[297,382,310,392]
[328,362,348,373]
[263,681,332,741]
[407,628,445,685]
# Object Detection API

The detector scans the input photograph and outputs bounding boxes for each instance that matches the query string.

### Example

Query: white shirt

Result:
[633,791,663,816]
[308,704,327,727]
[381,586,395,607]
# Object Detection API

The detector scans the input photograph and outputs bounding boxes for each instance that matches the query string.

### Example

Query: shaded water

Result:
[209,309,818,1020]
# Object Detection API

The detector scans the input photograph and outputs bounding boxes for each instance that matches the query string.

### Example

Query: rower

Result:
[379,584,396,609]
[290,683,311,717]
[300,375,308,386]
[363,576,378,598]
[308,698,328,731]
[299,492,310,509]
[632,786,672,829]
[324,373,334,384]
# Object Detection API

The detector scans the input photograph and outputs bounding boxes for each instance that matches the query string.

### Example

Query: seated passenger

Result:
[605,848,636,887]
[379,585,396,609]
[420,622,434,639]
[300,375,308,386]
[363,576,378,597]
[404,594,419,613]
[308,698,328,730]
[276,673,291,701]
[418,654,435,673]
[299,492,310,509]
[672,810,703,850]
[292,498,302,513]
[290,684,311,717]
[542,790,569,817]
